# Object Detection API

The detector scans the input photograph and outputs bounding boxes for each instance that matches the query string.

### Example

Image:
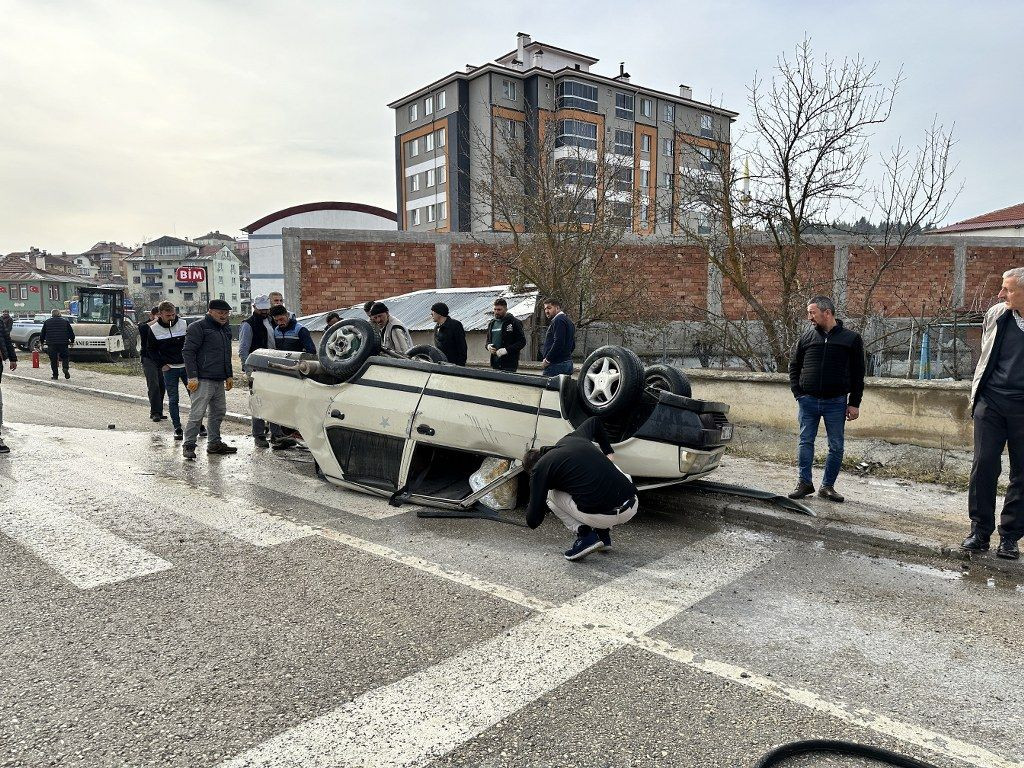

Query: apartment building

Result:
[124,236,243,314]
[388,33,737,234]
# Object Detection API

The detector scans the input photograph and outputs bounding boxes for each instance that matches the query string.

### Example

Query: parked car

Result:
[246,319,733,512]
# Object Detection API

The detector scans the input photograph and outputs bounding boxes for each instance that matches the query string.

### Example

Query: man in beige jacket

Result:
[962,267,1024,560]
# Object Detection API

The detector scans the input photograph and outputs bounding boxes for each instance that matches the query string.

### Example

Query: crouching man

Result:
[523,416,638,561]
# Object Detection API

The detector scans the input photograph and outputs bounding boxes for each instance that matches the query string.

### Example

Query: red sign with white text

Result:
[175,266,207,283]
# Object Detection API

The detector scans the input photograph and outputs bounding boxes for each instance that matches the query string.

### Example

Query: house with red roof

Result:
[930,202,1024,237]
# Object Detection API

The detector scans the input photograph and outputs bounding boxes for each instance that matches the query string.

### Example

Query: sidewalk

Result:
[8,361,1019,576]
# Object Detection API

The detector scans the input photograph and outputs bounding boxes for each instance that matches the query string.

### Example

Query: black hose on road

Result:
[754,739,942,767]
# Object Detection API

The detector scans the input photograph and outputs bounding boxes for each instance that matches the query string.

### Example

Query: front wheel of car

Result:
[406,344,448,364]
[643,364,692,398]
[577,345,645,417]
[318,318,381,380]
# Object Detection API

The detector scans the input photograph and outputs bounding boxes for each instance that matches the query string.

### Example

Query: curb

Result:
[643,488,1021,576]
[7,373,250,426]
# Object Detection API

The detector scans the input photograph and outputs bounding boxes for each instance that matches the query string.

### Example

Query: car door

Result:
[324,362,429,492]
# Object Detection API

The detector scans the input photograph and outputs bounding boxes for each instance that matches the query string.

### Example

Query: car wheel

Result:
[643,364,692,398]
[29,334,41,352]
[577,345,645,417]
[406,344,448,363]
[318,318,380,380]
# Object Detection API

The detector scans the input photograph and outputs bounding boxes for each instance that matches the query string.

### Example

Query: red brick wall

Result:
[298,237,1024,319]
[300,240,436,314]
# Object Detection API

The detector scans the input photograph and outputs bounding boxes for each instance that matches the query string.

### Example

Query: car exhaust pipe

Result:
[295,359,324,376]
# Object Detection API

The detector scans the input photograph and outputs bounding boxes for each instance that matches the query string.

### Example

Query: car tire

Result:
[577,345,645,417]
[643,364,692,398]
[318,318,381,380]
[406,344,448,364]
[28,334,41,352]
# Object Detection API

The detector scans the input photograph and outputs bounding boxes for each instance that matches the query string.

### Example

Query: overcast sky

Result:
[1,0,1019,254]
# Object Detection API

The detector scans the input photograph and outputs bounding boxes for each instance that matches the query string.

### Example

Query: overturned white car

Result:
[247,319,732,510]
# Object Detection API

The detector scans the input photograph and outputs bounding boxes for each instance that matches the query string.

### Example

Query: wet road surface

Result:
[0,378,1021,768]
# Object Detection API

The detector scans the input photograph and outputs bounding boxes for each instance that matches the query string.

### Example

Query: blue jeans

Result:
[163,367,189,429]
[543,360,573,377]
[797,395,848,487]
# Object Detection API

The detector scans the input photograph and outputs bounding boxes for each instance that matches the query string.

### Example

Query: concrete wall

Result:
[686,369,973,449]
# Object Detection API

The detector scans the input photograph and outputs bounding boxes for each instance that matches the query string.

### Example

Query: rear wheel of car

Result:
[643,364,692,398]
[29,334,41,352]
[406,344,448,364]
[577,345,645,417]
[318,318,380,380]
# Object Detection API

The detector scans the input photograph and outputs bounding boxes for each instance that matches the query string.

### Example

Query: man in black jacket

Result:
[139,307,166,422]
[41,309,75,380]
[523,417,638,561]
[430,302,467,365]
[181,300,236,459]
[787,296,865,502]
[0,319,17,454]
[485,298,526,372]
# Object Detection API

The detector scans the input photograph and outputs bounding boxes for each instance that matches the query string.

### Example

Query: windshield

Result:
[79,291,113,323]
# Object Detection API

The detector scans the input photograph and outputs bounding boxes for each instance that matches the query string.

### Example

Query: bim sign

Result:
[175,266,206,283]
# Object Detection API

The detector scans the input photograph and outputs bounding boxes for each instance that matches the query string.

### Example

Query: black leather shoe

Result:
[788,481,815,499]
[997,538,1020,560]
[960,532,990,552]
[818,485,845,502]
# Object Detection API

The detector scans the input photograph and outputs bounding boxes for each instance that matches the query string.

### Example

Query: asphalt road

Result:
[0,378,1020,768]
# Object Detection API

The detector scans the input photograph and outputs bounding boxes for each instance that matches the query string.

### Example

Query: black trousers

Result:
[142,358,166,417]
[47,344,69,377]
[969,393,1024,540]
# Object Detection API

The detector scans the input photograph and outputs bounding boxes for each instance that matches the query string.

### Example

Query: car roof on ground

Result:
[298,285,538,332]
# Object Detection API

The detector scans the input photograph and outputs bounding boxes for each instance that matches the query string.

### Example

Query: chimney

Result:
[516,32,530,64]
[532,48,543,68]
[616,62,630,82]
[679,84,693,100]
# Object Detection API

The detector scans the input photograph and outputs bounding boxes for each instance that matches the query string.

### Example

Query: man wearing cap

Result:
[181,299,237,459]
[430,302,467,366]
[368,302,413,354]
[239,295,281,448]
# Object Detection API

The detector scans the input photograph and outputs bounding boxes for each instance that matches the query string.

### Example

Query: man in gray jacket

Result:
[368,302,412,354]
[962,267,1024,559]
[181,299,236,460]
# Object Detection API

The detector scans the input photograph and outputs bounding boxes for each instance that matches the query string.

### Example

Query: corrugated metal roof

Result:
[298,285,538,333]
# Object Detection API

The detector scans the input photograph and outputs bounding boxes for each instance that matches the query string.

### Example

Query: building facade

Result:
[388,33,737,234]
[930,202,1024,237]
[124,236,243,314]
[242,202,397,298]
[0,255,87,315]
[77,241,135,283]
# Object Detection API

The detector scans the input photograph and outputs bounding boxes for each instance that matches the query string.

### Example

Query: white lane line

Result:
[0,506,172,590]
[218,533,772,768]
[245,459,407,520]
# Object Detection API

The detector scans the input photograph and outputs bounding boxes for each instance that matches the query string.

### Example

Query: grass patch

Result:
[76,361,141,375]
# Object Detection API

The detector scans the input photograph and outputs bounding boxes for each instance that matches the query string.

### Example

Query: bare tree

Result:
[677,38,958,372]
[466,108,655,334]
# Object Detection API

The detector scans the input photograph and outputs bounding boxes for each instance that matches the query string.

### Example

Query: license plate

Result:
[720,423,734,441]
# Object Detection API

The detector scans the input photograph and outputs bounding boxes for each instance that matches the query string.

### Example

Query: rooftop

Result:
[144,235,198,249]
[932,202,1024,233]
[242,201,398,234]
[0,255,90,284]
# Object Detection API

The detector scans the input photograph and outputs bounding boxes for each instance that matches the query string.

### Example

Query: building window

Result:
[438,165,446,184]
[700,113,713,137]
[438,201,447,220]
[505,118,517,138]
[219,293,226,300]
[426,132,435,151]
[410,174,420,192]
[640,202,650,223]
[556,158,597,187]
[48,285,60,300]
[411,208,421,226]
[502,79,517,100]
[184,292,193,301]
[19,286,27,299]
[437,91,446,110]
[640,169,650,187]
[639,98,653,118]
[555,79,598,111]
[615,92,634,120]
[426,168,436,187]
[663,103,675,123]
[611,201,632,229]
[427,204,436,223]
[168,288,174,294]
[555,119,598,150]
[612,166,632,193]
[425,96,434,115]
[641,134,651,153]
[662,137,674,157]
[408,103,418,122]
[613,129,633,156]
[133,276,141,284]
[436,127,446,146]
[697,146,715,170]
[662,171,674,188]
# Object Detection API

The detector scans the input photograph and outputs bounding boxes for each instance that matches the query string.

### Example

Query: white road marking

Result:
[0,506,172,590]
[218,533,772,768]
